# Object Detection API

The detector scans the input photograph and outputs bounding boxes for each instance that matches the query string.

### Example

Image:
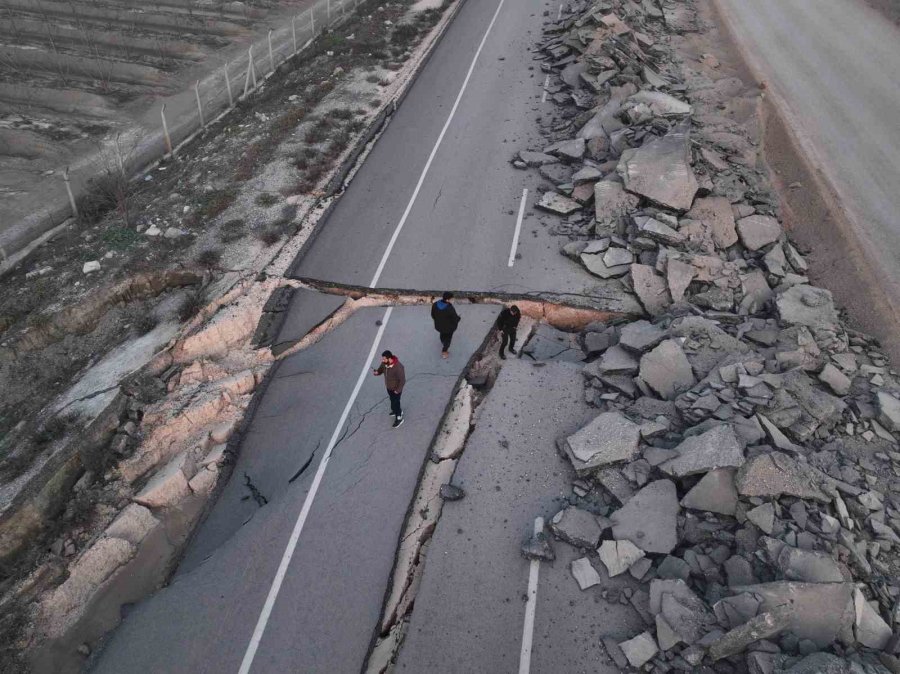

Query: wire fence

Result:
[63,0,367,221]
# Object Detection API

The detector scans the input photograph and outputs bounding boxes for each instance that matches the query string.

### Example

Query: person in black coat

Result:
[431,292,461,359]
[497,305,520,359]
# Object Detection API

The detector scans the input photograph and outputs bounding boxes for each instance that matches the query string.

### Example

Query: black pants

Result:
[388,390,403,417]
[439,330,455,351]
[500,327,517,354]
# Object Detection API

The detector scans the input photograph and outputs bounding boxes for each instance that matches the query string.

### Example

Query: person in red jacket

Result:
[373,350,406,428]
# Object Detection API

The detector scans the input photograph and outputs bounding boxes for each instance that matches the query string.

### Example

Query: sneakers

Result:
[392,416,404,429]
[508,346,517,354]
[441,351,449,359]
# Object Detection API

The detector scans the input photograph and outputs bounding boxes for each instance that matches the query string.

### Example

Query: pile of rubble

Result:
[519,0,900,672]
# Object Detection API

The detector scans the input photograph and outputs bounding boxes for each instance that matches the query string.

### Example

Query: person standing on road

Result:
[497,304,521,360]
[431,291,461,359]
[373,350,406,428]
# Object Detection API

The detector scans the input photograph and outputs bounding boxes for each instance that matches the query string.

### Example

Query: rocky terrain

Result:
[514,0,900,671]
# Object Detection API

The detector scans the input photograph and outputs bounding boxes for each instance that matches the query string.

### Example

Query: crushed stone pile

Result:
[519,0,900,672]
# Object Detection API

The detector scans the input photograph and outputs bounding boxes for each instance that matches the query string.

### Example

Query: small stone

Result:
[164,227,187,239]
[145,225,162,236]
[619,320,665,353]
[639,339,695,400]
[521,532,555,561]
[876,391,900,432]
[82,260,101,274]
[537,191,581,215]
[439,484,465,501]
[550,506,604,548]
[680,468,738,515]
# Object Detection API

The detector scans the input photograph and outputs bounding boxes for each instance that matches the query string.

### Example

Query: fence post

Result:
[63,167,78,219]
[268,29,275,73]
[327,0,331,21]
[194,80,205,127]
[114,133,125,177]
[224,62,233,106]
[292,15,297,52]
[161,103,173,156]
[309,7,315,35]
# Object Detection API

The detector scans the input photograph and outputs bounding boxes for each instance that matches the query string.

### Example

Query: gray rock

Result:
[538,162,573,185]
[619,320,665,353]
[714,593,763,629]
[853,587,892,649]
[666,260,695,306]
[594,180,641,227]
[661,591,715,644]
[776,546,844,583]
[580,250,631,278]
[708,604,792,661]
[564,411,642,475]
[732,582,855,647]
[634,215,685,245]
[439,484,465,501]
[521,532,555,561]
[747,651,777,674]
[736,215,781,251]
[680,467,738,515]
[735,452,830,502]
[639,339,695,400]
[572,166,603,184]
[655,613,682,651]
[618,631,659,668]
[611,479,679,554]
[631,264,672,317]
[628,90,692,117]
[537,191,582,215]
[571,556,601,590]
[659,425,744,478]
[783,653,858,674]
[618,122,698,211]
[601,637,629,669]
[746,503,775,535]
[657,555,691,581]
[518,150,557,167]
[598,539,645,577]
[629,557,653,580]
[583,331,614,355]
[876,391,900,432]
[649,578,701,613]
[776,285,839,329]
[686,196,738,249]
[550,506,604,548]
[724,556,757,586]
[603,247,634,268]
[545,138,586,161]
[590,345,639,376]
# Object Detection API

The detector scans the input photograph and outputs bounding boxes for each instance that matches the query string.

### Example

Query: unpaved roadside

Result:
[710,0,900,362]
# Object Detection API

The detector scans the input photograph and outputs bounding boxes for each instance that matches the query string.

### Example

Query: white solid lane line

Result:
[238,306,394,674]
[541,74,549,103]
[508,188,528,267]
[369,0,508,288]
[518,517,544,674]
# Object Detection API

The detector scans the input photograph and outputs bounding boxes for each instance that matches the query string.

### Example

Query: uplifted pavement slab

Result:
[396,361,642,673]
[91,306,496,674]
[271,287,345,348]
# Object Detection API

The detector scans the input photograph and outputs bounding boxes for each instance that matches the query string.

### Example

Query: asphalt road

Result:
[714,0,900,343]
[396,359,644,672]
[291,0,639,313]
[91,304,497,673]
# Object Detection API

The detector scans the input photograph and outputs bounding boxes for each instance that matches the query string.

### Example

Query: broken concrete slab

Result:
[618,123,698,211]
[853,587,892,649]
[550,506,605,548]
[597,539,645,577]
[732,582,855,647]
[521,531,555,562]
[746,502,775,535]
[611,479,679,554]
[661,590,715,644]
[776,284,839,329]
[545,138,586,161]
[735,452,830,502]
[627,90,692,117]
[588,344,639,376]
[631,264,672,317]
[736,215,782,251]
[659,424,744,478]
[634,215,685,246]
[571,556,602,590]
[537,191,582,215]
[655,613,682,651]
[649,579,702,613]
[580,249,632,278]
[564,411,642,475]
[708,604,792,661]
[132,451,193,508]
[618,631,658,668]
[104,504,159,545]
[686,196,738,249]
[680,467,738,515]
[594,180,641,227]
[666,258,695,303]
[876,391,900,432]
[519,150,558,167]
[639,339,695,399]
[775,546,844,583]
[618,320,665,353]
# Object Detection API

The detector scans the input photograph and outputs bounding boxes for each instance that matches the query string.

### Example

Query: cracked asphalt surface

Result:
[91,305,499,673]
